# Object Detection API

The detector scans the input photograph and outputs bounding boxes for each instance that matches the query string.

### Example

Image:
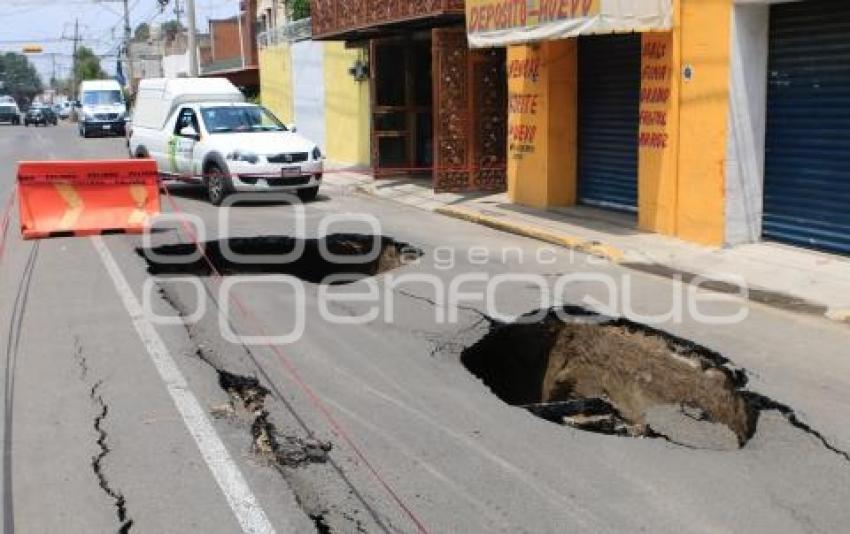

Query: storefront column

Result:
[638,0,733,245]
[638,30,679,235]
[674,0,733,245]
[506,40,577,209]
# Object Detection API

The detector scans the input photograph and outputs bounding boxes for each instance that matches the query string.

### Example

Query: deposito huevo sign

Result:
[466,0,672,48]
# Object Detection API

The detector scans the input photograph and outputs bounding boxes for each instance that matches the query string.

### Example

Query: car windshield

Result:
[82,90,123,106]
[200,106,286,133]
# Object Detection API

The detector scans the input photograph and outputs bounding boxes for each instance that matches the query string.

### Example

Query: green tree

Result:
[134,22,150,41]
[74,46,105,82]
[161,20,185,41]
[290,0,310,20]
[0,52,43,106]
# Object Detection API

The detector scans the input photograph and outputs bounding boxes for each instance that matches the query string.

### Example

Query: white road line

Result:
[92,236,280,534]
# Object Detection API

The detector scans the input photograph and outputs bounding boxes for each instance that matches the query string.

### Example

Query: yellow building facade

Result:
[505,0,734,246]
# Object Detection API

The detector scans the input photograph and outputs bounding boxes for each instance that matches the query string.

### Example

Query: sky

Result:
[0,0,241,83]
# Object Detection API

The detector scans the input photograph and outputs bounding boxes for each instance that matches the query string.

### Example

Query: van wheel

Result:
[297,186,319,202]
[134,147,149,159]
[206,164,231,206]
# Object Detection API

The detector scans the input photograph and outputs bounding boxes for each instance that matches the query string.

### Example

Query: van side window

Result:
[174,108,199,136]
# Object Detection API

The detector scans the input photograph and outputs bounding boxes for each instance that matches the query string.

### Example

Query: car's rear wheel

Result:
[297,186,319,202]
[205,164,231,206]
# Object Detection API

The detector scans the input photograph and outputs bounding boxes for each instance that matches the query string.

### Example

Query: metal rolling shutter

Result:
[764,1,850,254]
[578,34,641,211]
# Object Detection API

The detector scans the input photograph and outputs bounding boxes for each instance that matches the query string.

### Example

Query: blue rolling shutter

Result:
[578,34,641,212]
[764,1,850,254]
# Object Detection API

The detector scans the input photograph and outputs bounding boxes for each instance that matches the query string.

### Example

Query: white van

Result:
[129,77,323,204]
[77,79,128,137]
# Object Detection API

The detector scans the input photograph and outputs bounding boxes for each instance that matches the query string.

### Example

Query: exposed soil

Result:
[212,370,332,468]
[461,308,759,448]
[137,234,422,282]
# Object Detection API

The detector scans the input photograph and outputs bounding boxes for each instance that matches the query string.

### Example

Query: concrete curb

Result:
[337,177,849,327]
[826,309,850,324]
[435,205,626,263]
[432,209,847,326]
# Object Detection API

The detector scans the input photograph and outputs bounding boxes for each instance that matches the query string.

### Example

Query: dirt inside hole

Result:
[461,309,759,449]
[137,234,422,283]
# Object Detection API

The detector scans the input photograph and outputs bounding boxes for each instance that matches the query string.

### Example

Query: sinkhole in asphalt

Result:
[461,307,760,449]
[137,234,422,282]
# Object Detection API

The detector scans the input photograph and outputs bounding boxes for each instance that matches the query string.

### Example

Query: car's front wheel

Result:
[297,186,319,202]
[205,164,231,206]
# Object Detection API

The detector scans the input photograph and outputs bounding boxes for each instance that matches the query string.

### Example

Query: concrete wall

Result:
[292,40,326,151]
[259,43,294,122]
[162,52,191,79]
[725,2,769,245]
[322,42,371,167]
[209,16,254,64]
[258,40,370,166]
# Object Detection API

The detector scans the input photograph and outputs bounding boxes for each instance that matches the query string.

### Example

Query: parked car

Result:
[129,77,324,205]
[77,79,127,137]
[24,105,58,127]
[0,103,20,125]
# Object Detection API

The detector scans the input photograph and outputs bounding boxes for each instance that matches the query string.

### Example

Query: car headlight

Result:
[312,146,322,161]
[226,151,259,164]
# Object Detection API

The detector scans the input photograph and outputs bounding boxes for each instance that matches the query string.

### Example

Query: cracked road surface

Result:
[2,124,850,532]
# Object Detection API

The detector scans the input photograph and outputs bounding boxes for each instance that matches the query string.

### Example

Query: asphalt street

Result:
[1,123,850,533]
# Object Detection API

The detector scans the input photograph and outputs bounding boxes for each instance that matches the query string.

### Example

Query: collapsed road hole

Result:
[214,370,333,467]
[461,307,761,450]
[137,234,423,283]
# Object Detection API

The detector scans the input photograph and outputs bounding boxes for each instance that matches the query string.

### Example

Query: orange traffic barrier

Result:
[17,159,160,240]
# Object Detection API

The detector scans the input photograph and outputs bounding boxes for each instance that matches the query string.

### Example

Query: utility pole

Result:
[122,0,135,91]
[237,6,246,69]
[186,0,199,76]
[72,19,79,100]
[173,0,184,26]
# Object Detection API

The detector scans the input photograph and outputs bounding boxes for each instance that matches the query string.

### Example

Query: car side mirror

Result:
[287,123,297,133]
[73,101,81,108]
[180,125,200,139]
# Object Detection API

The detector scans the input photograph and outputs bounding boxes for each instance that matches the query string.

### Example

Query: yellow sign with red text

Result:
[466,0,672,48]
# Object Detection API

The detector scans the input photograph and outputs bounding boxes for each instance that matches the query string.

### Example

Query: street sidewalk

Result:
[323,168,850,324]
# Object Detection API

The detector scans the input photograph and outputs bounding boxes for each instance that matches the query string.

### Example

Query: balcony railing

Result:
[311,0,465,40]
[258,18,313,49]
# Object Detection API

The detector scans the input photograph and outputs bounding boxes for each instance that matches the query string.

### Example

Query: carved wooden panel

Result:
[433,27,470,192]
[432,27,507,193]
[471,47,507,191]
[311,0,464,39]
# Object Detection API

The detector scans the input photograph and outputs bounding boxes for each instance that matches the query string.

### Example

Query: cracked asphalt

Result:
[2,124,850,533]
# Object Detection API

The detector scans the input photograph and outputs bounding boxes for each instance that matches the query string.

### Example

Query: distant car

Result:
[24,106,58,127]
[57,101,71,119]
[77,79,128,137]
[0,104,20,125]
